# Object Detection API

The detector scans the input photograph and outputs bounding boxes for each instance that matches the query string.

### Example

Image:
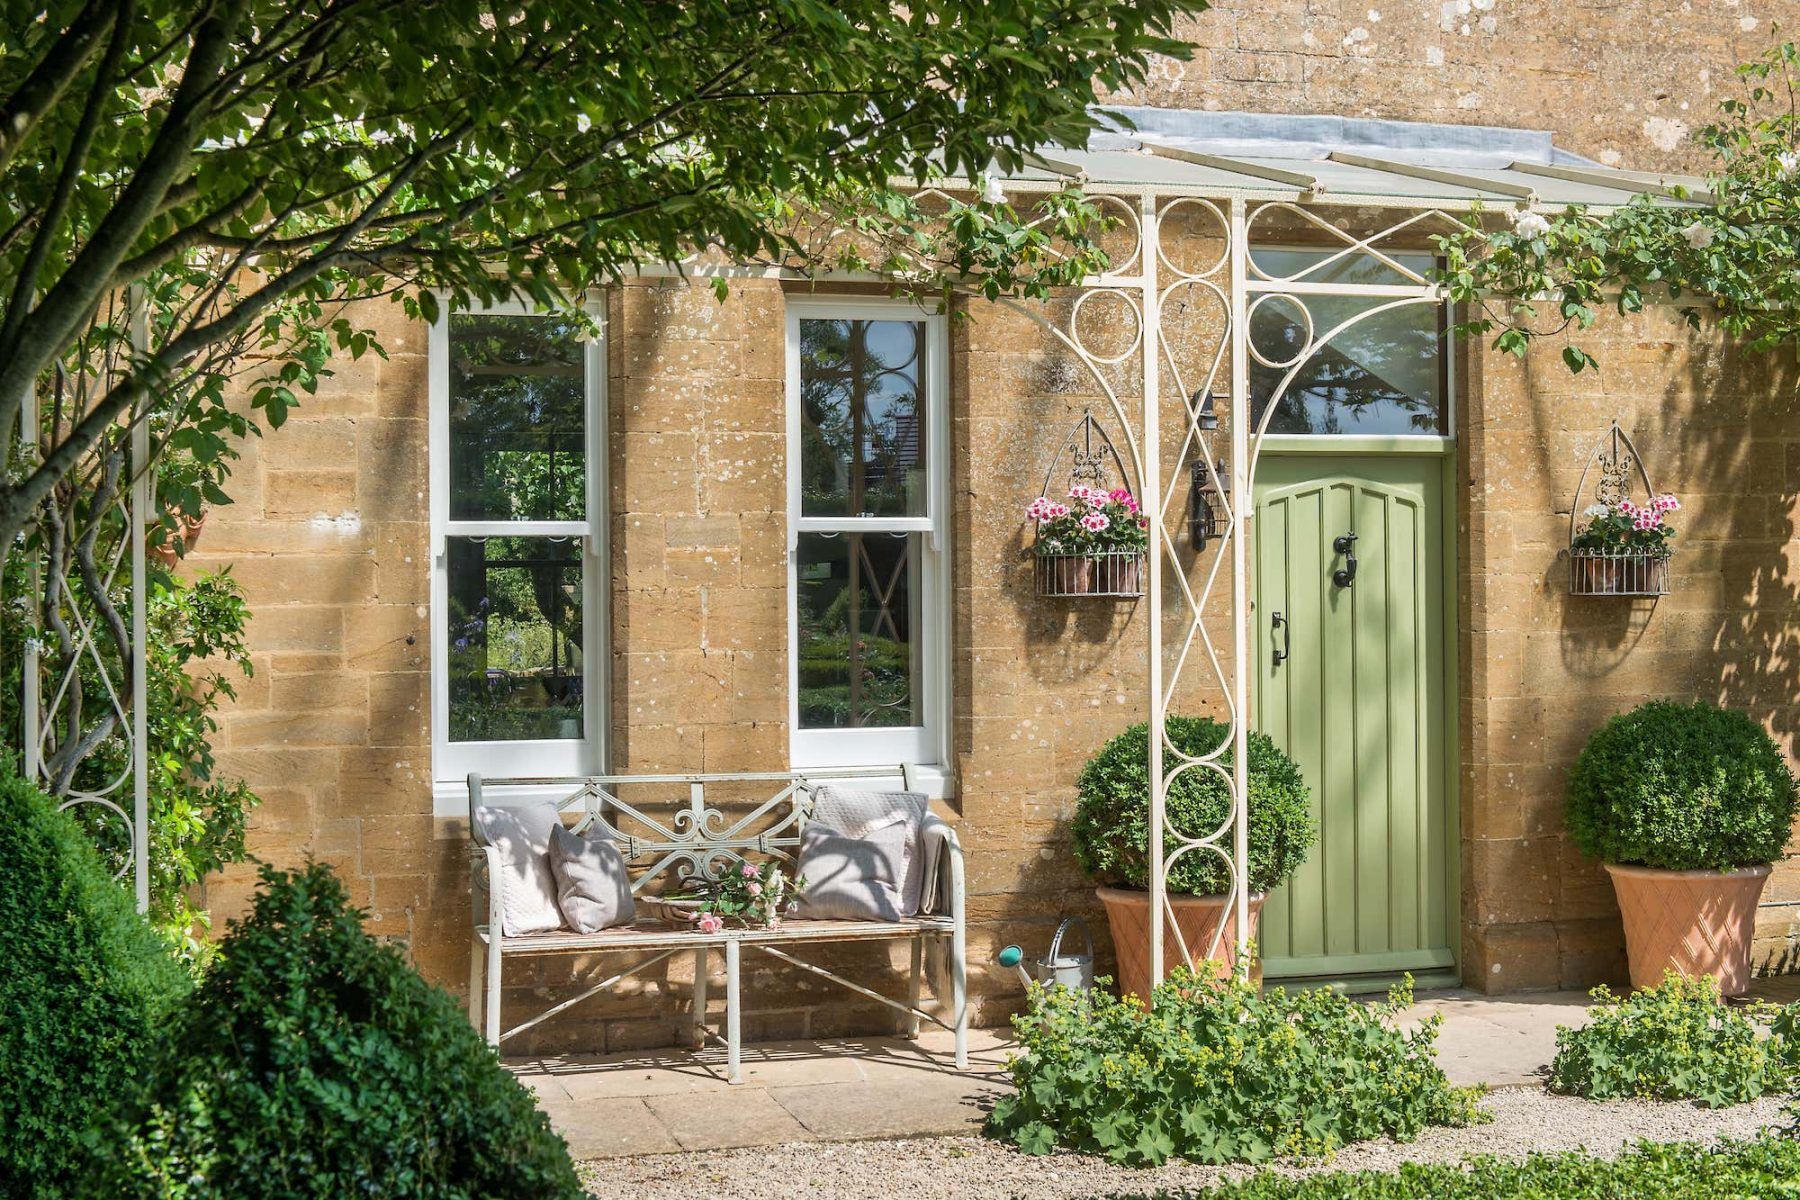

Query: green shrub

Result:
[98,862,583,1200]
[1098,1135,1800,1199]
[986,971,1484,1166]
[1565,699,1797,870]
[0,771,190,1199]
[1073,717,1314,895]
[1548,972,1799,1106]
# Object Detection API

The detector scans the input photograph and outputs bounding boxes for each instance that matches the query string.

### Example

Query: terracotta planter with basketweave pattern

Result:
[1604,863,1770,996]
[1096,885,1264,1003]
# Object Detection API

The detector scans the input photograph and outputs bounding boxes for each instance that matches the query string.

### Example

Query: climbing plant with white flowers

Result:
[1438,40,1800,371]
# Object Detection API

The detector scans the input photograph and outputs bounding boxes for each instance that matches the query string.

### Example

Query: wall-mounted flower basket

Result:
[1036,550,1146,597]
[1568,548,1671,597]
[1026,410,1148,600]
[1567,421,1677,598]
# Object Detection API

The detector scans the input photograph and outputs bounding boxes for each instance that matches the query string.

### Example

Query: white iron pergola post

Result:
[1141,193,1168,988]
[14,293,154,915]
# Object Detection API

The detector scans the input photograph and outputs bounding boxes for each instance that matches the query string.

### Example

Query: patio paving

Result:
[514,979,1800,1159]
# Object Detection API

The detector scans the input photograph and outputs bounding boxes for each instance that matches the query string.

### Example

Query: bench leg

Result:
[724,938,742,1085]
[904,934,923,1039]
[485,935,503,1047]
[951,930,968,1070]
[691,947,710,1050]
[468,934,485,1034]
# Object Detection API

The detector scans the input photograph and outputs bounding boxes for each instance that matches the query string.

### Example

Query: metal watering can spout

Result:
[996,917,1095,994]
[996,943,1034,989]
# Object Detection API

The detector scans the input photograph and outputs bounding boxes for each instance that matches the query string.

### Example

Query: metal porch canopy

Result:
[937,109,1695,992]
[941,107,1706,210]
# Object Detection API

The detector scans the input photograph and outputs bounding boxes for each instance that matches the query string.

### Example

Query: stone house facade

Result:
[195,4,1800,1052]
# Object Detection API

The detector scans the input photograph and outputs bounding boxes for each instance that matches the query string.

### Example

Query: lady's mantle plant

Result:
[986,970,1485,1166]
[1550,972,1800,1106]
[1571,494,1680,557]
[1027,484,1150,556]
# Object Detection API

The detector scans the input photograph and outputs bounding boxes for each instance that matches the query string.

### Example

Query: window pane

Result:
[449,313,586,521]
[799,318,926,517]
[446,536,585,742]
[1250,294,1447,436]
[796,532,919,730]
[1250,248,1435,287]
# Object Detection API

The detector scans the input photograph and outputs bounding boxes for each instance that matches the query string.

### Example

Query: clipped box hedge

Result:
[0,770,190,1199]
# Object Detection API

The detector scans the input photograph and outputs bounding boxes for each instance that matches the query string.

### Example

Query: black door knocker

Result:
[1332,532,1359,588]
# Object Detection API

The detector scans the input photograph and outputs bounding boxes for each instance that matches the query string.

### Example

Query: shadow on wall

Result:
[1543,321,1800,975]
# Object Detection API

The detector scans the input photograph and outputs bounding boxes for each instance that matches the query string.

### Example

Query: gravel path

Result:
[578,1089,1791,1200]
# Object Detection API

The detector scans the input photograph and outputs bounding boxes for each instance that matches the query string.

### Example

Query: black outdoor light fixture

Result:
[1189,456,1229,549]
[1188,389,1228,550]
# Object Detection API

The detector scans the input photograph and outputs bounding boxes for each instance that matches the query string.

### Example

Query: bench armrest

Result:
[471,842,504,938]
[917,812,964,918]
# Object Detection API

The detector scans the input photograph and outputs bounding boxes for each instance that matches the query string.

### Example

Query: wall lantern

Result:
[1189,456,1229,550]
[1188,389,1227,551]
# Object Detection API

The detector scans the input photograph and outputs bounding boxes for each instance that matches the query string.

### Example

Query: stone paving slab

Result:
[520,983,1798,1160]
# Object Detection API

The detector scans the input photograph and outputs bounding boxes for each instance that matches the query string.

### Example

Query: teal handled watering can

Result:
[998,916,1094,993]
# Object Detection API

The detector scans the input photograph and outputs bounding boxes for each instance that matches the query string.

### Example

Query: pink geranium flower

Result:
[1080,510,1110,533]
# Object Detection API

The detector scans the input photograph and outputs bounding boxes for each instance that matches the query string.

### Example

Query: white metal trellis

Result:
[16,306,152,915]
[999,181,1460,988]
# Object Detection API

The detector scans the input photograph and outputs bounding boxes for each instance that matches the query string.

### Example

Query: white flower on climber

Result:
[1511,210,1551,238]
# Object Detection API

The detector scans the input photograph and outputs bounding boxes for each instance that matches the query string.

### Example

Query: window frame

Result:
[784,296,951,779]
[427,295,610,806]
[1247,246,1455,446]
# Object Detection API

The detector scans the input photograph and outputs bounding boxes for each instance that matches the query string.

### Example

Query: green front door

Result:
[1253,454,1456,987]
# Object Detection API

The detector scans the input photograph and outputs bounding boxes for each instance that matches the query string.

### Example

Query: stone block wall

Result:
[1460,307,1800,988]
[1113,0,1790,175]
[194,265,1800,1052]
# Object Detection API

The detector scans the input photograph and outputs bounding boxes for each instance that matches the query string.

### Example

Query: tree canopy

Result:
[0,0,1206,549]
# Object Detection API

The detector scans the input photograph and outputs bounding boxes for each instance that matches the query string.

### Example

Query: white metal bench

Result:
[466,767,967,1082]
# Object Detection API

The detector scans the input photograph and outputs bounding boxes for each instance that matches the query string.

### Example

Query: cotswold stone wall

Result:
[196,277,1800,1054]
[1115,0,1793,175]
[1461,309,1800,987]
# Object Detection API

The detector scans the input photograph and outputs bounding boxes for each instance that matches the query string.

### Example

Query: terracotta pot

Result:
[148,512,206,567]
[1095,885,1265,1002]
[1604,863,1770,996]
[1112,555,1143,594]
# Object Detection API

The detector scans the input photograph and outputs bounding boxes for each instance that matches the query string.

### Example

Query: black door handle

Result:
[1271,611,1289,666]
[1332,532,1358,588]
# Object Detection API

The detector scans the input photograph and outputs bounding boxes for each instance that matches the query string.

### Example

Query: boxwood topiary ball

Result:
[1072,716,1314,895]
[1565,700,1798,871]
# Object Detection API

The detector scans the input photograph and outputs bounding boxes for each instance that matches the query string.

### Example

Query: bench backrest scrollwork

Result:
[468,766,915,894]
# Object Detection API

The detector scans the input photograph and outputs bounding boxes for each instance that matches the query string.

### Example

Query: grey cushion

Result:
[473,801,566,936]
[549,824,636,934]
[797,787,928,921]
